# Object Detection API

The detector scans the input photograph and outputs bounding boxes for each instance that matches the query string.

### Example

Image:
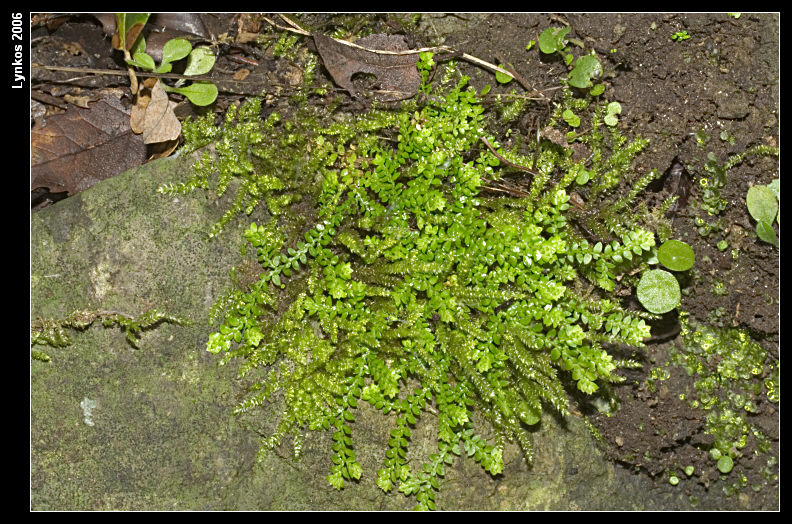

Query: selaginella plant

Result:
[169,51,662,509]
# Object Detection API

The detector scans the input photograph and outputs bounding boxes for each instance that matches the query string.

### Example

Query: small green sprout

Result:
[525,40,535,51]
[538,25,601,91]
[603,101,622,126]
[711,280,728,296]
[669,474,679,486]
[589,84,605,96]
[637,269,681,314]
[717,455,734,474]
[568,54,602,89]
[728,13,741,19]
[495,64,514,84]
[657,239,695,271]
[574,168,591,185]
[684,465,695,476]
[671,30,691,41]
[717,240,729,251]
[719,130,736,145]
[562,109,580,128]
[746,182,779,247]
[538,26,571,54]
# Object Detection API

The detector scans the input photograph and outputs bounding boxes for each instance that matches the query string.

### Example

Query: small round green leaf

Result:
[746,185,778,224]
[184,46,216,76]
[167,81,218,106]
[717,455,734,474]
[519,404,541,426]
[657,239,695,271]
[637,269,681,314]
[495,65,513,84]
[568,55,602,89]
[161,38,192,66]
[606,101,622,116]
[538,26,571,54]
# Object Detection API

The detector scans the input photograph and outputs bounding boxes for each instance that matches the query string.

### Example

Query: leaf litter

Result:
[130,78,182,144]
[31,95,147,199]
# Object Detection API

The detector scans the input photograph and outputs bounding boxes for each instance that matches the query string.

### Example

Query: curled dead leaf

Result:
[313,33,420,102]
[130,80,182,145]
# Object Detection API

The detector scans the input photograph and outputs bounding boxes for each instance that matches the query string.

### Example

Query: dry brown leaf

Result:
[137,81,181,145]
[313,33,420,102]
[148,138,181,161]
[31,96,147,197]
[129,94,149,134]
[130,77,158,134]
[63,93,91,108]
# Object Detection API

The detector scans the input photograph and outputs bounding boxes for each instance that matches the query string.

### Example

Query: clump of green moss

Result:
[670,311,778,494]
[171,51,668,509]
[30,309,188,361]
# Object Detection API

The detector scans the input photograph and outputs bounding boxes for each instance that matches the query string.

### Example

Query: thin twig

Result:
[265,14,519,81]
[32,63,246,83]
[494,53,550,102]
[480,136,541,176]
[481,180,529,198]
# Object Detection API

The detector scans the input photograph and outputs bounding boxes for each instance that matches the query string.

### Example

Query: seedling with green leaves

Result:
[538,26,571,55]
[537,26,604,92]
[567,54,603,89]
[693,144,778,243]
[117,12,218,106]
[670,312,778,484]
[636,239,694,314]
[603,102,621,126]
[562,108,580,128]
